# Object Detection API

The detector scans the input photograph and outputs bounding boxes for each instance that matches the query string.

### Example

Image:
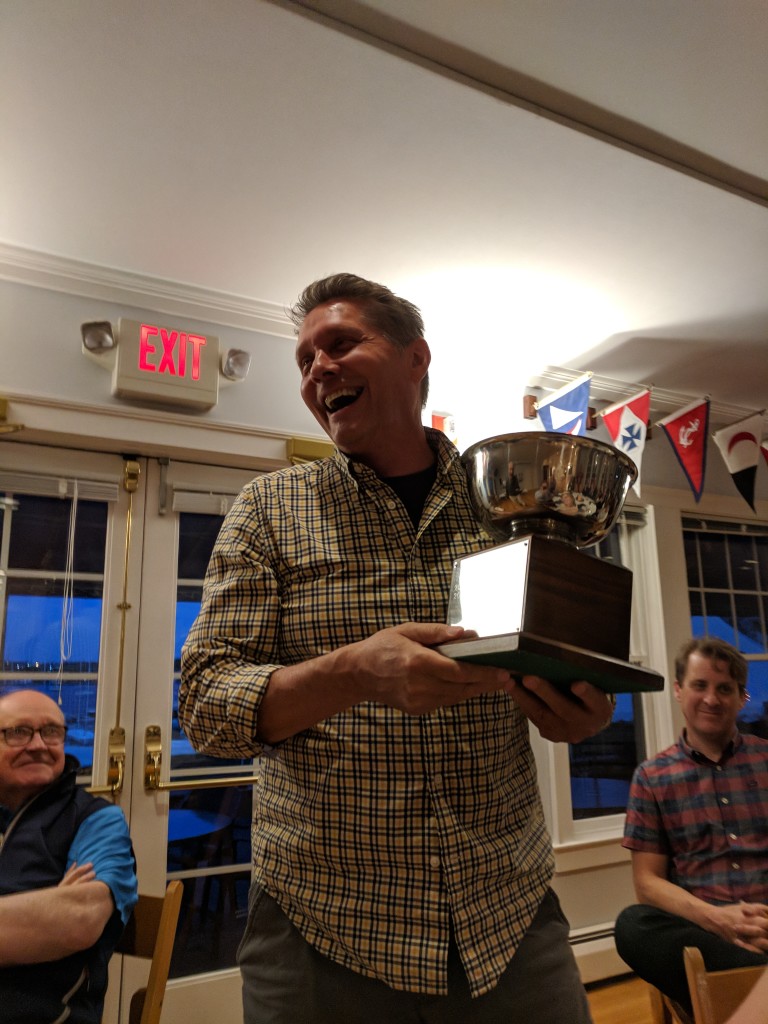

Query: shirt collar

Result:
[680,728,742,765]
[330,427,461,489]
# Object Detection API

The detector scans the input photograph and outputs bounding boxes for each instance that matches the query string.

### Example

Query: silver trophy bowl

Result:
[461,431,638,548]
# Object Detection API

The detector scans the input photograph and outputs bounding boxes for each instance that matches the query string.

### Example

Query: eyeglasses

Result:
[0,724,68,747]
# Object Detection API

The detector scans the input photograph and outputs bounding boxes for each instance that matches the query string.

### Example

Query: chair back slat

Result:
[684,946,764,1024]
[112,880,184,1024]
[117,895,166,958]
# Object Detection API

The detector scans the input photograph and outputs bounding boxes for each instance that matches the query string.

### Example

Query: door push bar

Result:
[144,725,261,791]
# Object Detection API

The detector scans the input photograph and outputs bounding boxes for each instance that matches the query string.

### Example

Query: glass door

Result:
[0,442,258,1023]
[127,457,258,1022]
[0,442,144,1023]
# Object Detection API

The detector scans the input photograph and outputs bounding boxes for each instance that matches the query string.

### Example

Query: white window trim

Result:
[530,504,671,865]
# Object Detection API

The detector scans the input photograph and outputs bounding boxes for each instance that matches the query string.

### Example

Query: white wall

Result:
[1,277,319,444]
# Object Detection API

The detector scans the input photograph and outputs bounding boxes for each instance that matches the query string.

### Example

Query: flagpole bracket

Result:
[523,394,538,419]
[523,394,598,430]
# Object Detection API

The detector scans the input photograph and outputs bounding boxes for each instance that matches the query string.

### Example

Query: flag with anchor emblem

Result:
[658,397,711,501]
[601,388,651,496]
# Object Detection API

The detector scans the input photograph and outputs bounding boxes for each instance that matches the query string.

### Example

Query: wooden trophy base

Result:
[437,534,664,693]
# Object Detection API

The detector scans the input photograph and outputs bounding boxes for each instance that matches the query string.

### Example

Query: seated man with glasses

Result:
[0,689,138,1024]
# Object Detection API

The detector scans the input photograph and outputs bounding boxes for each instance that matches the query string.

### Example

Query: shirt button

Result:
[716,765,724,772]
[732,862,740,870]
[729,833,738,841]
[721,797,729,805]
[386,499,397,510]
[430,855,441,869]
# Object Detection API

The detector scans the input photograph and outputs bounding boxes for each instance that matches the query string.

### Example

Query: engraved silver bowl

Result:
[461,431,637,548]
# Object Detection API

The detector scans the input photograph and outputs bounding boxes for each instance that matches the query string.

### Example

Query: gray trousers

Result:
[238,885,593,1024]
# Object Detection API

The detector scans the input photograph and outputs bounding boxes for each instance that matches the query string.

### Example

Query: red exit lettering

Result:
[139,324,207,380]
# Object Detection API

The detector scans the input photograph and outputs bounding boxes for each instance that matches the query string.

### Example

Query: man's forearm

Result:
[255,622,514,744]
[257,646,363,743]
[635,871,755,940]
[0,881,114,964]
[635,869,721,930]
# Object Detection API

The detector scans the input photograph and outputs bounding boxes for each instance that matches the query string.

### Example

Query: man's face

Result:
[296,299,429,468]
[0,691,66,810]
[674,651,746,751]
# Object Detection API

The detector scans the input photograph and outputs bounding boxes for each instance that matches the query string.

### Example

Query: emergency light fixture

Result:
[81,318,250,411]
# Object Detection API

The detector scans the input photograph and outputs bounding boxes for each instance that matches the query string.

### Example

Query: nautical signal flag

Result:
[536,372,592,436]
[712,411,765,512]
[658,398,710,501]
[601,388,651,495]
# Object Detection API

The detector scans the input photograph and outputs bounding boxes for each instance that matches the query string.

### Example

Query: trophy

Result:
[437,431,664,693]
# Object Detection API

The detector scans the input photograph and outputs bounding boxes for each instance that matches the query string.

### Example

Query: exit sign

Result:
[112,318,220,410]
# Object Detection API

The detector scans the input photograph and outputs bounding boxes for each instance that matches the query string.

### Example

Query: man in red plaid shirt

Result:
[615,637,768,1016]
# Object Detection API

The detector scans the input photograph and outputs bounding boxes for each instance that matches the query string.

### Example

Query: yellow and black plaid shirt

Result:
[180,429,553,997]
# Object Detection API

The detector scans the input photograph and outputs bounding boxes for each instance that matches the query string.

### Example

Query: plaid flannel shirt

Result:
[180,428,553,996]
[622,730,768,904]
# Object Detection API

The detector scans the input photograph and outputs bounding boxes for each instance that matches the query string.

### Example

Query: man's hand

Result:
[346,623,513,715]
[709,902,768,954]
[632,852,768,952]
[58,862,96,887]
[258,623,513,743]
[505,676,615,743]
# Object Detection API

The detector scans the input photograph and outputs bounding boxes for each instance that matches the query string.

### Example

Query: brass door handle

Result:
[144,725,260,791]
[87,726,126,796]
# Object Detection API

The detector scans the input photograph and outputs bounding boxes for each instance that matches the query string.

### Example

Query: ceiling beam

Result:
[282,0,768,209]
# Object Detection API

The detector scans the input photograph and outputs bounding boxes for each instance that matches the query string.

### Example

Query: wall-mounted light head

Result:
[81,321,116,355]
[221,348,251,382]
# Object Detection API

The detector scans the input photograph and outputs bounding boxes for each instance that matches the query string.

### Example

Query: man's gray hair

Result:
[289,273,429,407]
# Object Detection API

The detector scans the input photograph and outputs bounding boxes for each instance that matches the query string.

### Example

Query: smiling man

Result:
[0,690,137,1024]
[615,637,768,1017]
[180,273,615,1024]
[296,292,432,477]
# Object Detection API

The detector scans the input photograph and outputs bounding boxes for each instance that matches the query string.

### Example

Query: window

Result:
[168,508,253,977]
[568,521,646,818]
[683,516,768,737]
[530,505,667,850]
[0,488,112,777]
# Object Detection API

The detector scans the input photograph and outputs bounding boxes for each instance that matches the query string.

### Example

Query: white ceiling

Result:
[1,0,767,482]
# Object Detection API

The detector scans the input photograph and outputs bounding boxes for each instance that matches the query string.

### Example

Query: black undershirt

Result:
[382,461,438,528]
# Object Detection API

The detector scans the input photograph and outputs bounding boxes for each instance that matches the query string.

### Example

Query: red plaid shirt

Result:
[622,730,768,904]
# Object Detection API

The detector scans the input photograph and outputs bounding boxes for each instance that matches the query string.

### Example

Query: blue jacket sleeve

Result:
[67,804,139,925]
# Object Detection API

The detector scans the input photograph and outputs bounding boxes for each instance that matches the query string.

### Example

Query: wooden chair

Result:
[683,946,764,1024]
[648,984,693,1024]
[115,880,184,1024]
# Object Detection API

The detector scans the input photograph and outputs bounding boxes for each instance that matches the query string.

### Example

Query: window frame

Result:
[682,513,768,723]
[529,504,671,864]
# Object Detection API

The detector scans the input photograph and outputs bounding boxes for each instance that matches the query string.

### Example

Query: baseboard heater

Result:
[568,922,628,985]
